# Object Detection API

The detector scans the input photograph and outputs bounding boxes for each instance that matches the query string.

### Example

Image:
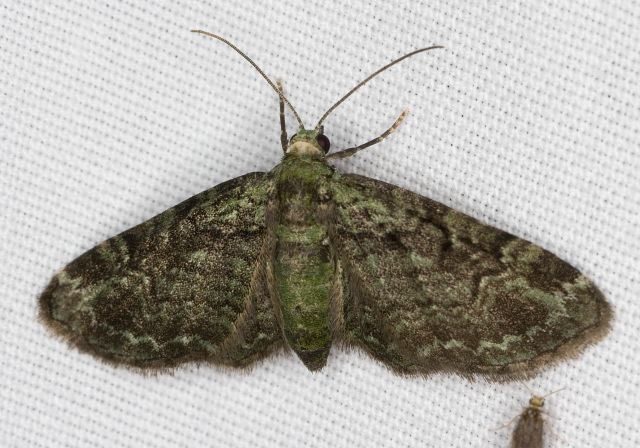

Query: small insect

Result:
[510,390,563,448]
[39,31,611,378]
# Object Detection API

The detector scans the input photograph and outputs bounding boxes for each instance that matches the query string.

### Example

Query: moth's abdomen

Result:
[274,156,335,370]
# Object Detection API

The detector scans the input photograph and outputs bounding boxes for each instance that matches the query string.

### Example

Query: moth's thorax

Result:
[286,140,324,158]
[286,128,326,159]
[273,156,336,370]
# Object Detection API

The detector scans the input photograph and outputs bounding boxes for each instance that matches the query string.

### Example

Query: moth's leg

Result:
[326,110,408,160]
[491,413,519,431]
[276,80,288,153]
[543,414,567,444]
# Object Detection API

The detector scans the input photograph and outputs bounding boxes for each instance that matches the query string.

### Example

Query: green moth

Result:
[39,31,611,379]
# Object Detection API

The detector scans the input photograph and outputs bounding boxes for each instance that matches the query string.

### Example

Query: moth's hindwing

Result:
[39,172,282,369]
[332,173,611,379]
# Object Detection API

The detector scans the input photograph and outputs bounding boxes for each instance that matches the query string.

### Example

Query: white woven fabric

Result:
[2,1,639,447]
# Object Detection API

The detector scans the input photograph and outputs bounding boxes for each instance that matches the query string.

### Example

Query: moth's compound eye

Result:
[289,133,297,144]
[316,134,330,153]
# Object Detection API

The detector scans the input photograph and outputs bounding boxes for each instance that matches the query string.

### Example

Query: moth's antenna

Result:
[314,45,444,131]
[191,30,305,129]
[541,388,566,399]
[523,383,536,396]
[523,384,566,399]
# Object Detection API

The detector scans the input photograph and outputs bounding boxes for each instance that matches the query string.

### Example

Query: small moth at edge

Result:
[38,31,612,380]
[511,392,558,448]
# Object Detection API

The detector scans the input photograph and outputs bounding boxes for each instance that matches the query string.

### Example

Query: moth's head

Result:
[286,127,331,158]
[529,395,545,409]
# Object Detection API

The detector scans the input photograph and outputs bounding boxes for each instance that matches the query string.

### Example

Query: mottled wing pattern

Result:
[331,174,611,379]
[39,173,281,369]
[512,408,544,448]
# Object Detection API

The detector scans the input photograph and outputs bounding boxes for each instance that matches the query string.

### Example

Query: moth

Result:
[510,391,561,448]
[39,31,612,379]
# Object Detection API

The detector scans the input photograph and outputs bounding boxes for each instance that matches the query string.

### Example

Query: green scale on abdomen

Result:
[273,155,335,370]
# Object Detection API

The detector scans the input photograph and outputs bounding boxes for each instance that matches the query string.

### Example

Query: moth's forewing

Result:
[39,173,283,369]
[511,407,544,448]
[332,173,611,379]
